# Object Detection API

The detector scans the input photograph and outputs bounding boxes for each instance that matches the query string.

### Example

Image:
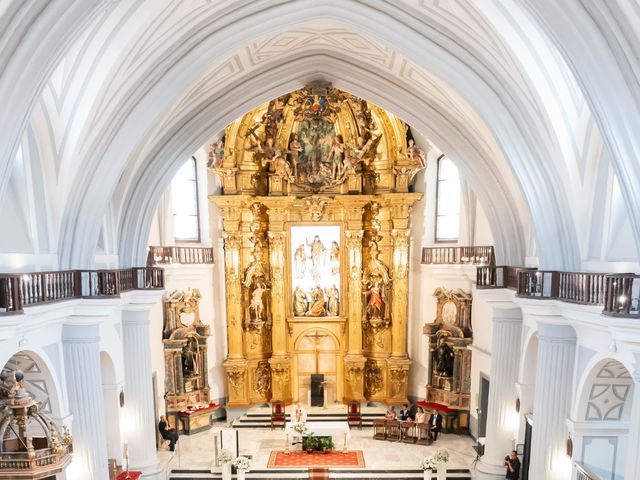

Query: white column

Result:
[63,321,109,480]
[529,323,576,480]
[122,304,163,479]
[476,307,522,479]
[623,359,640,479]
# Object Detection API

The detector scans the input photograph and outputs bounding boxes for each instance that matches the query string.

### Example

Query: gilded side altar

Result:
[210,83,425,406]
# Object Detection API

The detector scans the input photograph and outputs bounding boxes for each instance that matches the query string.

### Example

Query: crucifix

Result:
[307,329,329,373]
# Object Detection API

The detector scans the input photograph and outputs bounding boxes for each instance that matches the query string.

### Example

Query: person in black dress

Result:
[158,415,179,451]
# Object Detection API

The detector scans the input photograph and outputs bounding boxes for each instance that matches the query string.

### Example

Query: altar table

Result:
[285,421,350,443]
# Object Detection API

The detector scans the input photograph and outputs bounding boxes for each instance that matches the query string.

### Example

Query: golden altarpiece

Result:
[210,83,426,406]
[423,288,473,415]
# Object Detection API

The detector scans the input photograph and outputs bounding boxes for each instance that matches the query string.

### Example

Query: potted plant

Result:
[232,455,251,480]
[434,448,449,480]
[218,449,234,480]
[319,436,334,453]
[303,435,318,453]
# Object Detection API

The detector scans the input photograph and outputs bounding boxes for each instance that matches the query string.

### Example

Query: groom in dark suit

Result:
[428,410,443,441]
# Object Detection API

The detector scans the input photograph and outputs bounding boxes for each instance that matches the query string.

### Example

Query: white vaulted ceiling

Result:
[1,0,639,270]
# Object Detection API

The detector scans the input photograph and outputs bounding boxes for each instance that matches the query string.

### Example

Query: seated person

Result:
[384,405,397,420]
[428,409,443,441]
[294,402,307,423]
[414,406,427,423]
[398,403,412,421]
[158,415,179,451]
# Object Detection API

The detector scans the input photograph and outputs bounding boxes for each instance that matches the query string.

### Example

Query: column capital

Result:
[62,321,100,342]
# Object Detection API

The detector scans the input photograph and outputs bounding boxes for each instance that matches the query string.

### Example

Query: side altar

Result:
[210,83,426,406]
[162,289,217,434]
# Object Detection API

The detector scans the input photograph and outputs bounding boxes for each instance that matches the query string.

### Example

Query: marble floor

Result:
[158,423,477,472]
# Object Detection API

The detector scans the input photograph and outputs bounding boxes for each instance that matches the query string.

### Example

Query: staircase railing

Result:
[575,461,599,480]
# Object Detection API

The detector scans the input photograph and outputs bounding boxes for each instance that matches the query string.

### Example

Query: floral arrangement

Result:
[293,422,308,434]
[218,449,234,464]
[419,448,449,472]
[232,455,251,471]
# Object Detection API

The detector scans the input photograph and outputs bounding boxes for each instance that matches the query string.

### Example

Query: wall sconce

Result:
[119,388,125,408]
[566,434,573,458]
[515,397,520,414]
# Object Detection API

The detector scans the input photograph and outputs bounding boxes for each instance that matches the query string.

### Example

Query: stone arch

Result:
[571,358,633,480]
[0,349,63,418]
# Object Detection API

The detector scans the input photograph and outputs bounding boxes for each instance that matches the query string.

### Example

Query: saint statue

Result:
[406,138,425,167]
[288,133,303,178]
[306,285,326,317]
[328,134,345,179]
[326,284,339,316]
[434,341,455,377]
[366,281,384,320]
[293,286,309,316]
[267,150,294,180]
[249,282,267,323]
[182,339,197,376]
[294,243,307,278]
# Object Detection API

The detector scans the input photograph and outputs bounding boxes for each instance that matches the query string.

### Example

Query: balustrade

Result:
[517,270,559,299]
[147,245,214,265]
[603,273,640,318]
[476,266,536,290]
[0,267,164,314]
[421,245,495,265]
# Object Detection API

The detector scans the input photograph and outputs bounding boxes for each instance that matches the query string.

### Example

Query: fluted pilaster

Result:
[63,322,109,480]
[529,323,575,480]
[477,309,522,476]
[122,308,162,478]
[623,363,640,479]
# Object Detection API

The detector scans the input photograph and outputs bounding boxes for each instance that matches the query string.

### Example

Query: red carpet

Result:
[308,468,330,479]
[267,450,365,468]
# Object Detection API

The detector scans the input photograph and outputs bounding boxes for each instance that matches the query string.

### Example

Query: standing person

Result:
[504,451,521,479]
[294,402,307,423]
[158,415,178,451]
[428,409,443,441]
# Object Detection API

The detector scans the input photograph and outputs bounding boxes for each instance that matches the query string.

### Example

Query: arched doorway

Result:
[100,352,122,467]
[294,329,340,405]
[572,359,633,480]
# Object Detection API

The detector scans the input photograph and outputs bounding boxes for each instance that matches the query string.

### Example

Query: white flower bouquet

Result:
[419,456,438,471]
[293,422,308,434]
[232,455,251,471]
[434,448,449,463]
[218,448,234,464]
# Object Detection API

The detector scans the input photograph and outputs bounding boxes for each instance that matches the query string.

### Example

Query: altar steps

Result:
[168,468,472,479]
[231,410,386,429]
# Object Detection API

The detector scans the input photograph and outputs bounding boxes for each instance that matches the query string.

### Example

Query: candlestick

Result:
[342,432,347,453]
[284,433,290,455]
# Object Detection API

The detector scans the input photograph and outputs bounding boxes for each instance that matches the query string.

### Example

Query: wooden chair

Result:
[385,419,401,441]
[400,420,417,443]
[372,418,386,440]
[416,423,433,445]
[347,400,362,429]
[271,401,286,430]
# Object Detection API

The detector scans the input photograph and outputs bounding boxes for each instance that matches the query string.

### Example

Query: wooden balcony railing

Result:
[575,462,599,480]
[421,246,495,265]
[0,267,164,314]
[476,266,640,318]
[603,273,640,318]
[476,266,536,290]
[147,246,214,266]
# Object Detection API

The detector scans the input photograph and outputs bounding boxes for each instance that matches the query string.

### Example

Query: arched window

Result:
[172,157,200,242]
[435,156,460,242]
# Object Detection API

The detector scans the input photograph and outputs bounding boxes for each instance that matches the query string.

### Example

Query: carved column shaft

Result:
[223,232,244,359]
[269,231,287,356]
[345,230,364,354]
[391,229,410,357]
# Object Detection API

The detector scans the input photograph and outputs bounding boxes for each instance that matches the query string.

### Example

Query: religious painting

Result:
[292,118,337,187]
[290,225,341,317]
